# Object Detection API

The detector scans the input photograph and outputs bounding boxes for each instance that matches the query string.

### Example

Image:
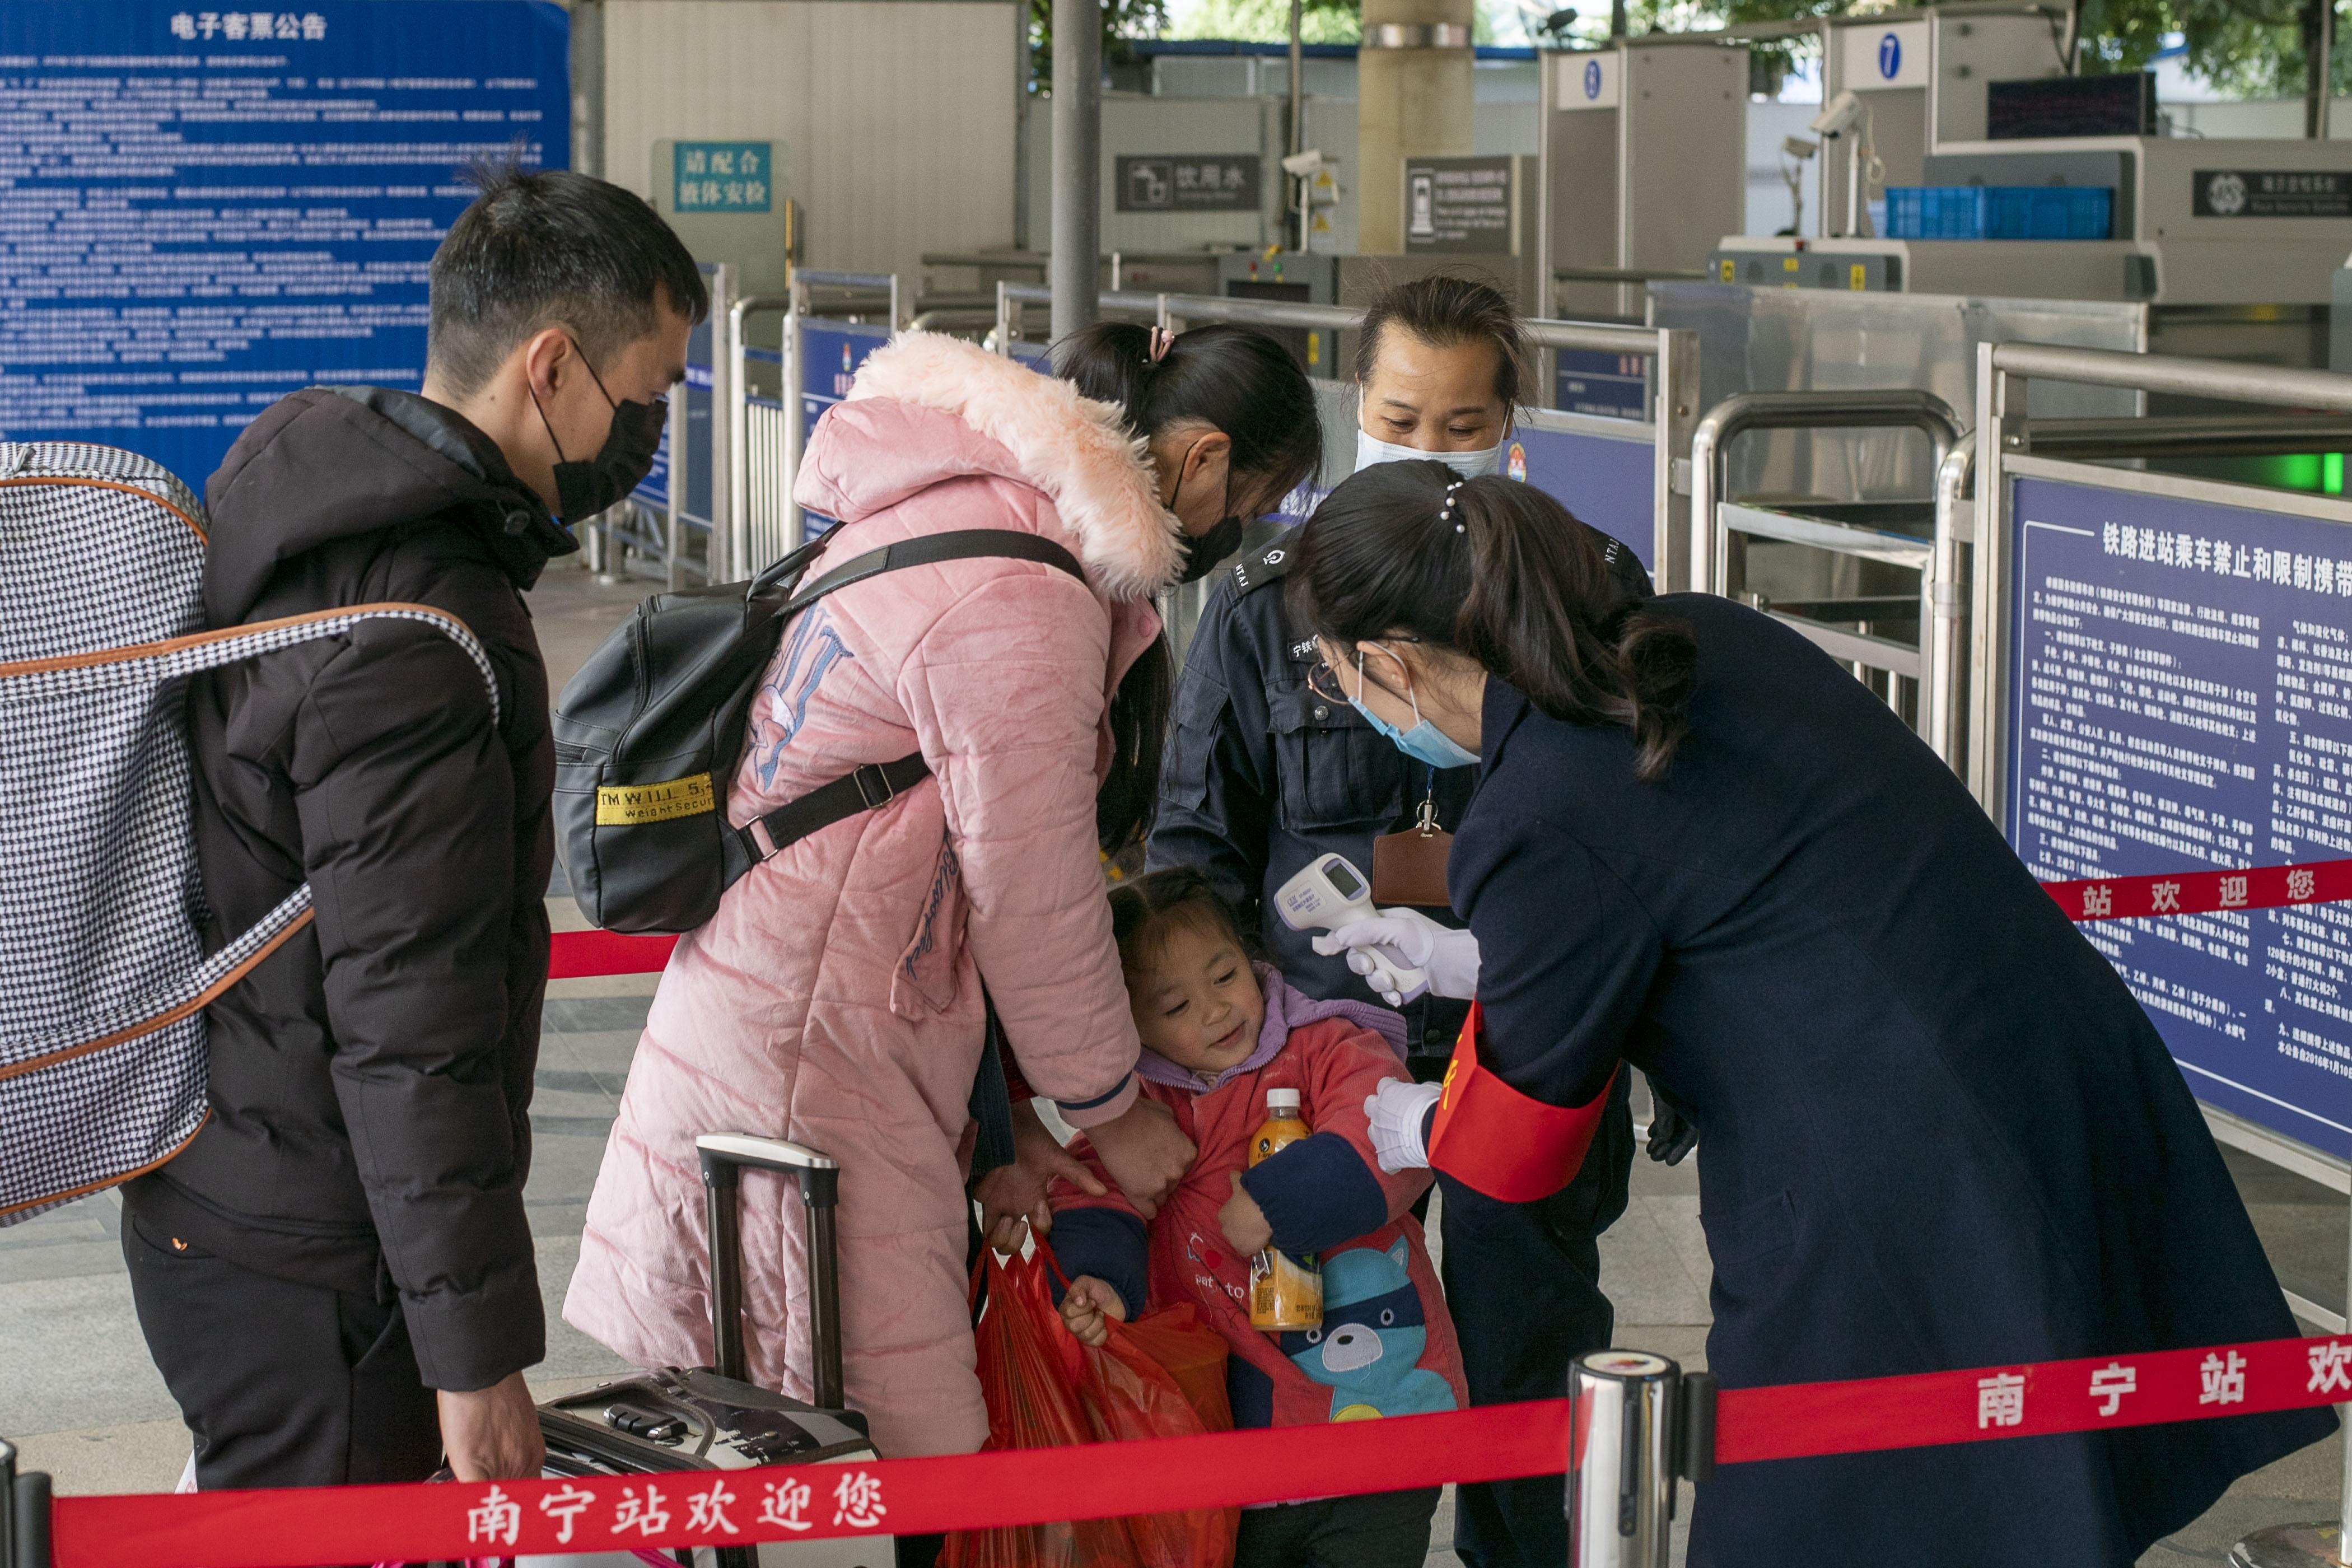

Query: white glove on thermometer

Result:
[1312,907,1481,1006]
[1364,1077,1443,1174]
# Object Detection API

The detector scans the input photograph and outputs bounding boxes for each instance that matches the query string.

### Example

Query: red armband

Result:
[1426,1004,1618,1203]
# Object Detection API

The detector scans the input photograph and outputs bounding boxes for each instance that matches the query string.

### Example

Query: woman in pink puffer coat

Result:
[567,325,1320,1468]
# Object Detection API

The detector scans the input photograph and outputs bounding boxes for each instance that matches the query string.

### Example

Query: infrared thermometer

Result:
[1272,853,1429,1000]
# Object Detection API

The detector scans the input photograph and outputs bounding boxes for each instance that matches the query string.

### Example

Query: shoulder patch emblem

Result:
[1231,542,1294,595]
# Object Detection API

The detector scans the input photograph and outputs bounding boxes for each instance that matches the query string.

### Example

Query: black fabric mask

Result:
[531,349,666,523]
[1178,514,1247,583]
[1166,435,1248,585]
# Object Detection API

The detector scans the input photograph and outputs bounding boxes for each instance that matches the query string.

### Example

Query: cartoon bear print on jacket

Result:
[1281,1238,1458,1421]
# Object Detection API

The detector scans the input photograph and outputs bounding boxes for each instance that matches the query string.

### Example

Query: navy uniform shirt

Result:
[1448,595,2331,1564]
[1146,514,1651,1058]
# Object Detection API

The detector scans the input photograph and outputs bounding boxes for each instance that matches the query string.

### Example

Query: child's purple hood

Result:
[1135,962,1408,1094]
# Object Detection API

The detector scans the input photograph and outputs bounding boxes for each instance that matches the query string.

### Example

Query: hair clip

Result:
[1440,477,1467,531]
[1147,326,1175,363]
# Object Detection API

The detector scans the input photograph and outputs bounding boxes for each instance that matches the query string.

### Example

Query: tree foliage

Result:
[1029,0,1176,89]
[1170,0,1364,41]
[2104,0,2350,99]
[1049,0,2341,102]
[1718,0,2345,100]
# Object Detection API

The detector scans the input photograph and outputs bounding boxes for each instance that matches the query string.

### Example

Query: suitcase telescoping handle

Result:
[695,1134,845,1410]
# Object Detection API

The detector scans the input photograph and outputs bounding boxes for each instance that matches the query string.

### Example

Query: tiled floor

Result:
[6,555,2347,1566]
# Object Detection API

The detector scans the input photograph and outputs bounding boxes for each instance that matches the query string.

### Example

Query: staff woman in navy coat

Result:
[1295,459,2331,1565]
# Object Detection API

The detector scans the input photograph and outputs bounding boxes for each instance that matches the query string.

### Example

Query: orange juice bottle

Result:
[1247,1088,1323,1331]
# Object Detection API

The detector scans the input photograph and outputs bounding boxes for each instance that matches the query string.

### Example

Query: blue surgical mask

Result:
[1355,424,1504,480]
[1346,648,1480,770]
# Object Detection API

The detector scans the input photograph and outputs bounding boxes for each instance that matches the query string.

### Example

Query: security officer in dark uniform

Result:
[1146,274,1677,1568]
[1149,533,1481,1054]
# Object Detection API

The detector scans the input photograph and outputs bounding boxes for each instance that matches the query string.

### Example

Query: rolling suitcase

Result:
[521,1134,889,1568]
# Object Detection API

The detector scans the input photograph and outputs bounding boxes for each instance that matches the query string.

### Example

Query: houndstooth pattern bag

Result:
[0,442,499,1225]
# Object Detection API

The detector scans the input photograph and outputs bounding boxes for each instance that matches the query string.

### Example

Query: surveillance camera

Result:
[1810,90,1863,138]
[1782,134,1819,161]
[1281,150,1327,178]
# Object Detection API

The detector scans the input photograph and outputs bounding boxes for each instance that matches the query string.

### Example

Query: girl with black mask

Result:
[1053,321,1324,585]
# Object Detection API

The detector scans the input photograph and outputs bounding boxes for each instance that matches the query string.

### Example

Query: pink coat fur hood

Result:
[567,332,1186,1459]
[796,331,1183,600]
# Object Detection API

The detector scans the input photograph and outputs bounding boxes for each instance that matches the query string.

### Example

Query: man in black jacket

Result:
[120,162,703,1488]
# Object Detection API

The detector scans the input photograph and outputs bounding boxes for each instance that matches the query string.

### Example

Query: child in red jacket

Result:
[1051,868,1465,1567]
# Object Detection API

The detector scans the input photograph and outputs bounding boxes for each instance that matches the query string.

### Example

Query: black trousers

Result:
[1233,1486,1441,1568]
[120,1210,442,1489]
[1442,1070,1635,1568]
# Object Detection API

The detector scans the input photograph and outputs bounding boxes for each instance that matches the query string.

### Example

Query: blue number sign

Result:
[0,1,571,491]
[2006,474,2352,1155]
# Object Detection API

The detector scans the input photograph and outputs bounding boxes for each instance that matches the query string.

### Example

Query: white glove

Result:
[1363,1077,1443,1174]
[1312,907,1481,1005]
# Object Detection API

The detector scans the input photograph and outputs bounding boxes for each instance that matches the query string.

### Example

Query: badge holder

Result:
[1372,788,1453,908]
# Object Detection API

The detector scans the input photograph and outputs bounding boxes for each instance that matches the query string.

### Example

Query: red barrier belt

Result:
[1714,1331,2348,1464]
[548,930,676,978]
[53,1334,2352,1567]
[54,1405,1566,1567]
[548,860,2352,976]
[2041,856,2352,922]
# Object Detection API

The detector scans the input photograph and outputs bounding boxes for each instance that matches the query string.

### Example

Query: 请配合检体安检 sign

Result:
[0,1,570,489]
[1114,156,1261,213]
[673,143,773,213]
[2194,170,2352,218]
[2005,473,2352,1156]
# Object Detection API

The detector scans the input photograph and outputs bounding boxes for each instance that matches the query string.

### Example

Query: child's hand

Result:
[1060,1275,1128,1348]
[1219,1172,1273,1258]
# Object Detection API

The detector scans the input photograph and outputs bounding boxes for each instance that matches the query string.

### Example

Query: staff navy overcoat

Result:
[1450,592,2332,1566]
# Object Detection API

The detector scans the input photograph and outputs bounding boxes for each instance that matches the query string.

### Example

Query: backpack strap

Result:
[732,530,1088,871]
[777,529,1086,619]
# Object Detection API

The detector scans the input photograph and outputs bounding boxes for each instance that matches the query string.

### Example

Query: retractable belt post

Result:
[1565,1352,1717,1567]
[2,1438,54,1568]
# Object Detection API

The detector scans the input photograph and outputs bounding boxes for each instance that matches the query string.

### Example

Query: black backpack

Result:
[553,529,1086,933]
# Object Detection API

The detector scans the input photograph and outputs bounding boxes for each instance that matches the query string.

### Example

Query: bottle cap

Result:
[1267,1088,1301,1116]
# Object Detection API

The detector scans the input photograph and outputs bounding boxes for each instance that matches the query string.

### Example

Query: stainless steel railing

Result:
[1691,390,1967,599]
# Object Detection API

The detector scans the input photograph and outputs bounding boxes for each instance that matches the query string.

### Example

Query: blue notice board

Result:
[0,1,571,492]
[2005,473,2352,1157]
[632,277,715,524]
[1555,349,1649,422]
[801,321,893,440]
[797,320,893,534]
[1509,426,1655,571]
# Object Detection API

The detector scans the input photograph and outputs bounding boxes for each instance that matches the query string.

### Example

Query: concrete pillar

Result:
[1355,0,1476,254]
[1051,0,1101,340]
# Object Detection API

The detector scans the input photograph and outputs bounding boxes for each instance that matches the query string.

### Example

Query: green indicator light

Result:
[2328,452,2345,496]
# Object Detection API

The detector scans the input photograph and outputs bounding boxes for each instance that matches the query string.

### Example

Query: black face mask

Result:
[531,348,666,523]
[1178,514,1247,583]
[1167,436,1249,584]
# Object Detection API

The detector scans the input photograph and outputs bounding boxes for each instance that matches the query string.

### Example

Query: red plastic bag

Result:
[944,1243,1237,1568]
[1115,1301,1233,1436]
